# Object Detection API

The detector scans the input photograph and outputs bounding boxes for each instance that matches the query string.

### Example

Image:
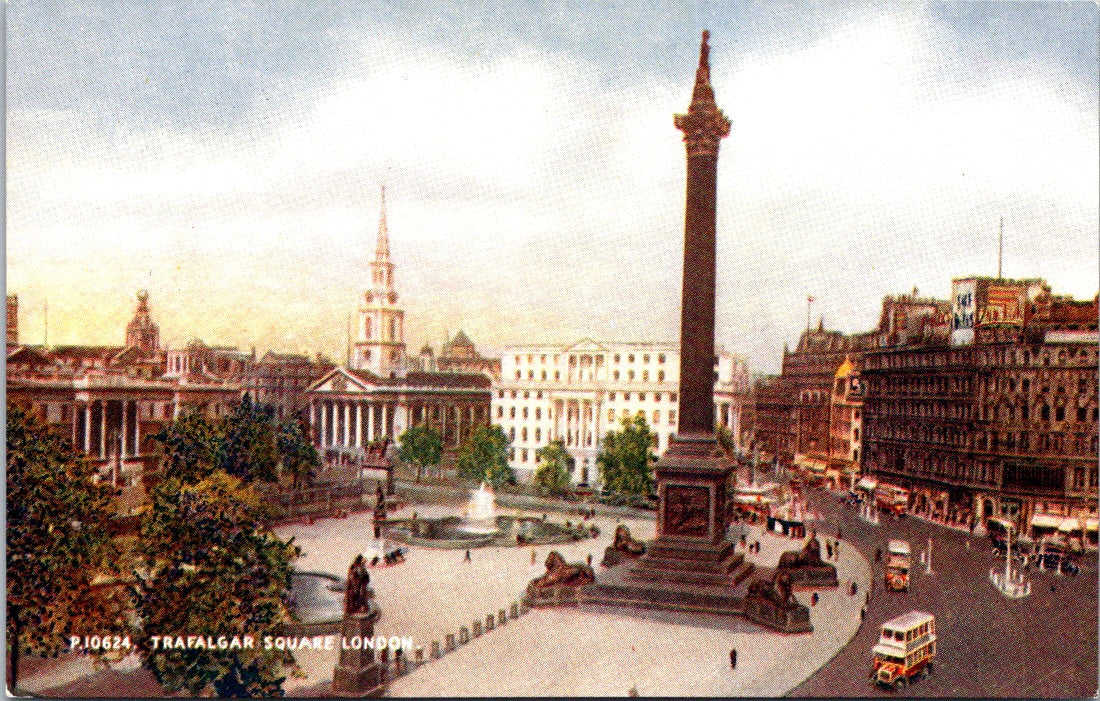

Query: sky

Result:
[6,0,1098,374]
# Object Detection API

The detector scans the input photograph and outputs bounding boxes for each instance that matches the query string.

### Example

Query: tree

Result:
[534,440,574,496]
[6,406,129,692]
[149,407,226,485]
[397,425,443,481]
[135,471,300,696]
[222,394,280,483]
[715,424,736,458]
[596,414,657,496]
[277,418,319,490]
[455,424,514,487]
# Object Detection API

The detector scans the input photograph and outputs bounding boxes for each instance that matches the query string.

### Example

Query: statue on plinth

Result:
[747,571,799,611]
[601,525,647,566]
[372,484,387,539]
[527,551,595,594]
[775,529,838,588]
[344,554,373,616]
[333,554,384,695]
[778,531,825,569]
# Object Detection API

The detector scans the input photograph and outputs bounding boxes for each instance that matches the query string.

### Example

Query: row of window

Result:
[513,352,668,366]
[511,369,669,382]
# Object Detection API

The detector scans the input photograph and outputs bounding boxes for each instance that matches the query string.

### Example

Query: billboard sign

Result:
[950,279,976,345]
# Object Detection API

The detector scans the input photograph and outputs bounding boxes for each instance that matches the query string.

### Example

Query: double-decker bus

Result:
[871,611,937,688]
[874,483,909,516]
[884,540,911,592]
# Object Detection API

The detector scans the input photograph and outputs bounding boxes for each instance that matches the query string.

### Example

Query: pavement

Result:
[387,510,870,697]
[24,491,874,697]
[789,487,1099,698]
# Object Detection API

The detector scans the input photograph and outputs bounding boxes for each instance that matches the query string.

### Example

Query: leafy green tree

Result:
[277,418,319,490]
[596,414,657,496]
[715,424,736,458]
[398,424,443,482]
[6,405,129,692]
[455,424,514,487]
[534,440,574,496]
[222,394,280,483]
[150,407,226,485]
[135,471,300,696]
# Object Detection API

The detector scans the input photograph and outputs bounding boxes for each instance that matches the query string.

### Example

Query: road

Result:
[789,488,1098,698]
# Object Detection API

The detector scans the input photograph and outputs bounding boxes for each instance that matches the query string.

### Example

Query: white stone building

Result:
[493,339,750,486]
[351,186,406,378]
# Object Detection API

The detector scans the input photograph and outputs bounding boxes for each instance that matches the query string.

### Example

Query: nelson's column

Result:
[631,30,741,589]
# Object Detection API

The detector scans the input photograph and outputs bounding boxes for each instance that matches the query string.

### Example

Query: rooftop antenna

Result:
[997,217,1004,280]
[806,295,814,333]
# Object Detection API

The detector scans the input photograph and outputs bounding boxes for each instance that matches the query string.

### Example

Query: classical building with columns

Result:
[305,189,493,458]
[493,339,751,485]
[6,291,240,486]
[306,368,491,458]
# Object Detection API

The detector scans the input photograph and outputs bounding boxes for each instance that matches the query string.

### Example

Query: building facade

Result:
[493,339,751,485]
[6,291,240,486]
[306,188,493,459]
[827,356,864,490]
[861,277,1099,546]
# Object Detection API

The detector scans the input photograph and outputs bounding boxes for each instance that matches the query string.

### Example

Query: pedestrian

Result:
[729,648,737,669]
[628,685,639,697]
[464,549,472,562]
[837,528,842,541]
[875,547,882,562]
[966,540,970,550]
[811,592,819,606]
[741,534,747,547]
[834,542,840,560]
[587,553,593,567]
[826,542,833,559]
[531,548,537,565]
[852,581,858,596]
[860,607,866,622]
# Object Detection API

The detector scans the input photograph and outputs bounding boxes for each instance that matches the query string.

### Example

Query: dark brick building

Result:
[862,277,1099,546]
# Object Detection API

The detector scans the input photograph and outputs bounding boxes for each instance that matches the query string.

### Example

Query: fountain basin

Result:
[384,515,592,549]
[285,571,347,635]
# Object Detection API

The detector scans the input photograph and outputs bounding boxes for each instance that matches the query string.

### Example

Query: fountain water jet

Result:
[458,482,499,534]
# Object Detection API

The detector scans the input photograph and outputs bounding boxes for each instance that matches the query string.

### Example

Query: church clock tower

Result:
[352,187,407,378]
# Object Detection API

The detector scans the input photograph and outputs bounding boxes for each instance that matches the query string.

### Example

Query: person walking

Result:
[464,549,472,563]
[811,592,819,606]
[875,547,882,562]
[587,553,593,567]
[531,548,537,566]
[860,607,866,622]
[826,542,833,559]
[730,648,737,670]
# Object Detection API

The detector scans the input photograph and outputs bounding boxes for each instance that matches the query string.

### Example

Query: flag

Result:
[807,295,815,303]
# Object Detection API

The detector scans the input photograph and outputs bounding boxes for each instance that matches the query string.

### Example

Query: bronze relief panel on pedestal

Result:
[663,485,711,537]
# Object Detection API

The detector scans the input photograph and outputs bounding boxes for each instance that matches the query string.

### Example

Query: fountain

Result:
[457,482,500,534]
[382,482,592,549]
[286,571,347,634]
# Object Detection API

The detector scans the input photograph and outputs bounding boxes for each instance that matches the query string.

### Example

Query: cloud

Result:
[7,6,1097,375]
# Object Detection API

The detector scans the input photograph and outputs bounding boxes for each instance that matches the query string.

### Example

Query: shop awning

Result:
[1085,518,1098,532]
[856,478,878,491]
[1030,513,1063,529]
[1058,518,1082,533]
[735,494,775,505]
[987,516,1017,531]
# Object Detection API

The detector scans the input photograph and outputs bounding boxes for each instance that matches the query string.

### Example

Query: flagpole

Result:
[806,296,814,332]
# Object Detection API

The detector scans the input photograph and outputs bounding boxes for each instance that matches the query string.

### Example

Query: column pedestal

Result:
[629,434,740,588]
[332,611,386,697]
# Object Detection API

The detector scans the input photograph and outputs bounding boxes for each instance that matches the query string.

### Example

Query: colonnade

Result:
[73,399,143,460]
[312,397,486,451]
[551,398,602,450]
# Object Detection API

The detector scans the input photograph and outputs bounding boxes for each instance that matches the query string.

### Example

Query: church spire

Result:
[375,185,390,260]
